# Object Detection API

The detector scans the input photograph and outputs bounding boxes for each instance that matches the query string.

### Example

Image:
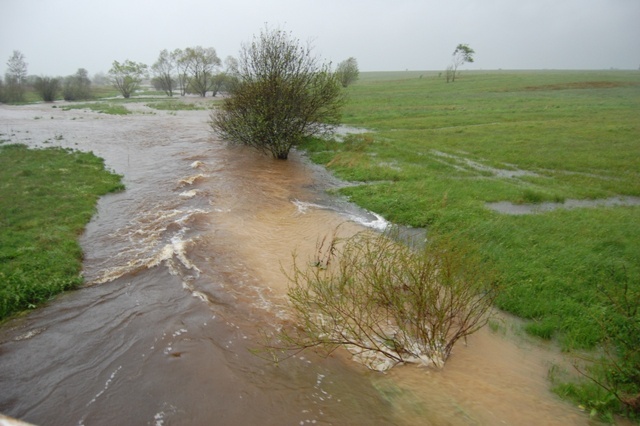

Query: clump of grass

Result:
[0,144,124,320]
[145,100,206,111]
[62,102,131,115]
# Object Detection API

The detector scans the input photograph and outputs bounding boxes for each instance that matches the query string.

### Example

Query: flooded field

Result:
[0,100,592,425]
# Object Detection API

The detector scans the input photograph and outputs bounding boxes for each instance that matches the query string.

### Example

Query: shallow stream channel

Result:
[0,101,593,425]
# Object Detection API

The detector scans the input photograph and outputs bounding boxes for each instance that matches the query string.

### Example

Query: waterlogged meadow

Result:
[303,70,640,349]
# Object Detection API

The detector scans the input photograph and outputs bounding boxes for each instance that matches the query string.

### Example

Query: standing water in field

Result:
[0,101,589,425]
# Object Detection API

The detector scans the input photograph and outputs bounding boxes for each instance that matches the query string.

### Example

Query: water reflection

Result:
[488,196,640,215]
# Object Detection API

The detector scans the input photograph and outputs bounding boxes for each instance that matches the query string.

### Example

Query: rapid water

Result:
[0,101,591,425]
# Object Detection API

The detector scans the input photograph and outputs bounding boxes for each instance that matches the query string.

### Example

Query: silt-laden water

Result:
[0,101,590,425]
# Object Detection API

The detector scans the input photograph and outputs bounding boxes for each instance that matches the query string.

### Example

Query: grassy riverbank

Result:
[302,70,640,349]
[302,70,640,418]
[0,144,124,321]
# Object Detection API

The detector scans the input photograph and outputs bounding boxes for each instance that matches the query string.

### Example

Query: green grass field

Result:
[0,144,124,320]
[302,70,640,350]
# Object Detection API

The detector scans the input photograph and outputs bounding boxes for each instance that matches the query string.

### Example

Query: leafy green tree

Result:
[4,50,28,102]
[34,76,60,102]
[182,46,221,97]
[108,59,148,98]
[209,72,229,97]
[335,57,359,87]
[63,68,92,101]
[151,49,177,97]
[447,43,475,82]
[211,27,344,160]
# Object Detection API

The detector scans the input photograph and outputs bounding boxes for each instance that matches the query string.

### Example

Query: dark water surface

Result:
[0,101,590,425]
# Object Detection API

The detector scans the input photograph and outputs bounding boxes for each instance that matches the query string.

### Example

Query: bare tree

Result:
[92,72,109,87]
[335,57,359,88]
[224,55,239,74]
[272,231,498,371]
[448,43,475,82]
[4,50,28,102]
[211,26,344,160]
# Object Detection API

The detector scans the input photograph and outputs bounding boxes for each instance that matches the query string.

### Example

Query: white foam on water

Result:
[346,210,388,231]
[292,199,389,231]
[292,200,326,214]
[179,174,208,186]
[179,189,198,198]
[87,366,122,406]
[92,208,208,284]
[13,327,47,341]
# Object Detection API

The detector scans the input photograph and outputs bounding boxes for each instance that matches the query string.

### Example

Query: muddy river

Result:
[0,100,593,425]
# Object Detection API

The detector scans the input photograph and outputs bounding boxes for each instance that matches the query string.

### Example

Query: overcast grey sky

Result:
[2,0,639,77]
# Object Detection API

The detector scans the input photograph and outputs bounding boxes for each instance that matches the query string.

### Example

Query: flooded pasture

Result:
[487,196,640,215]
[0,100,592,425]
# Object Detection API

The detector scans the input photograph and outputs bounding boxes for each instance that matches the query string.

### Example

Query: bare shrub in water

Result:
[277,231,498,371]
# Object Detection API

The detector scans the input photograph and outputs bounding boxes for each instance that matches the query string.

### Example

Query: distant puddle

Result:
[330,125,371,141]
[488,196,640,215]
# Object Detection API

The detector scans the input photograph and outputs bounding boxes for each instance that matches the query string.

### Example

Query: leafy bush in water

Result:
[211,27,344,160]
[274,231,498,371]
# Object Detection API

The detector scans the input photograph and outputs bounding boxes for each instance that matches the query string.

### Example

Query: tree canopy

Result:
[108,59,148,98]
[211,27,344,160]
[4,50,28,102]
[335,57,359,88]
[447,43,475,82]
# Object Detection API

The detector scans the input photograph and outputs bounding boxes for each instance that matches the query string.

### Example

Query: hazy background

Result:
[1,0,639,77]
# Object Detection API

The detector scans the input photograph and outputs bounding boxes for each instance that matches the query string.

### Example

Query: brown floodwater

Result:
[0,100,595,425]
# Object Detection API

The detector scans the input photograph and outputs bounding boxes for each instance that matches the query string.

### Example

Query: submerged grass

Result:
[302,70,640,349]
[145,100,209,111]
[60,102,131,115]
[0,144,124,321]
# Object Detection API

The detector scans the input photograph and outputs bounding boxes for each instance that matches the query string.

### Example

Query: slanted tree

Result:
[335,57,359,87]
[108,59,148,98]
[447,43,475,82]
[211,27,344,160]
